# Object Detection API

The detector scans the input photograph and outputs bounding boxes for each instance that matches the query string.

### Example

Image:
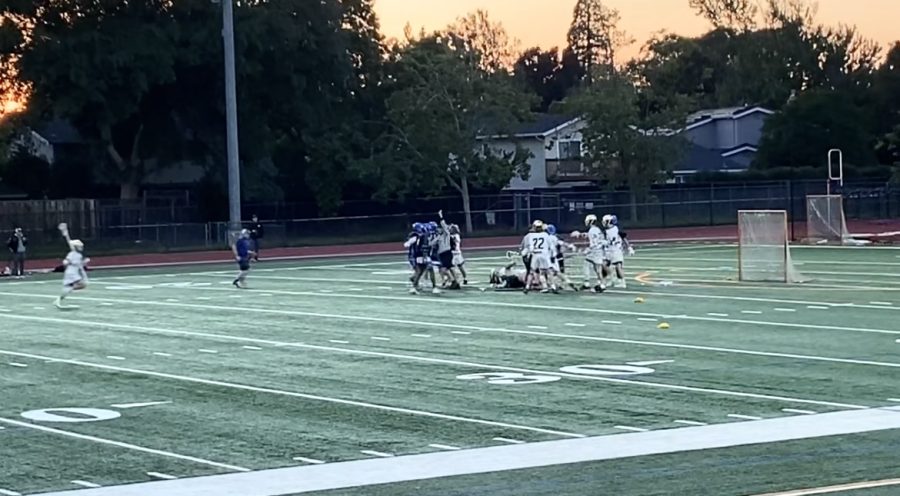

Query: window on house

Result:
[558,140,582,160]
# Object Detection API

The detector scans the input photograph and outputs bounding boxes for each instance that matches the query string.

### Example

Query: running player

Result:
[232,229,256,288]
[54,223,90,309]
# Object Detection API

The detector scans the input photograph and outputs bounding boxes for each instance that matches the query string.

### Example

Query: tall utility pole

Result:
[222,0,241,232]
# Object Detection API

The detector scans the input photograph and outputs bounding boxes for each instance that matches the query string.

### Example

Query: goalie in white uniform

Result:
[54,223,90,309]
[601,214,634,288]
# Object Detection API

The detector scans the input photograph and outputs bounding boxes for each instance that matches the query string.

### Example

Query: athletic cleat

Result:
[449,281,461,290]
[432,287,442,295]
[408,287,419,295]
[54,298,63,309]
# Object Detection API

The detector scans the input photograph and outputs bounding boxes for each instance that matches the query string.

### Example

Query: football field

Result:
[1,243,899,496]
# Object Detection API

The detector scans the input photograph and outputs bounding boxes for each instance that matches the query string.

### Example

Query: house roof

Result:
[673,143,749,174]
[479,114,581,140]
[685,106,774,131]
[36,119,83,144]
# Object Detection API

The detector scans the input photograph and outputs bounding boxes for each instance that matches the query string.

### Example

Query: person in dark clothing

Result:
[6,227,27,277]
[248,215,264,261]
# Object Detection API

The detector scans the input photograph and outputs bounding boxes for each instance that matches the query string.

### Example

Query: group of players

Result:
[405,212,633,295]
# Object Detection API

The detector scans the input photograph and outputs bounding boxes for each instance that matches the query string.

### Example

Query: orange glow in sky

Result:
[375,0,900,60]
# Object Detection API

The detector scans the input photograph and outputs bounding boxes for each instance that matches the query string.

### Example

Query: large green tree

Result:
[366,36,534,233]
[1,0,380,211]
[566,0,631,79]
[567,75,687,221]
[755,89,877,170]
[514,47,584,112]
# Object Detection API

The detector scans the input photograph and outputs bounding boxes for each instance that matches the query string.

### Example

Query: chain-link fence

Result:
[4,180,898,256]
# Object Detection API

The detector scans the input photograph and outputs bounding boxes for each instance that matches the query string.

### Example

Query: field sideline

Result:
[1,242,899,496]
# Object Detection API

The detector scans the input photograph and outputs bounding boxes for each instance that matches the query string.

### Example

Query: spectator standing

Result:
[7,227,27,277]
[249,214,264,261]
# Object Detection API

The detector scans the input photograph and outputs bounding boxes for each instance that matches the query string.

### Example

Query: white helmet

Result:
[69,240,84,252]
[584,214,597,227]
[240,229,250,239]
[532,219,544,231]
[601,215,614,228]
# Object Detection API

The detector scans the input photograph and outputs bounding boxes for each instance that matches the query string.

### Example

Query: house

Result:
[672,106,774,182]
[479,114,588,191]
[488,106,773,190]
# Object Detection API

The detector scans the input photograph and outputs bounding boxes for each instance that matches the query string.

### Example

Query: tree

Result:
[2,0,379,210]
[367,36,534,233]
[689,0,758,31]
[755,89,877,170]
[637,0,880,111]
[514,47,584,112]
[566,0,631,79]
[567,75,687,221]
[446,9,519,73]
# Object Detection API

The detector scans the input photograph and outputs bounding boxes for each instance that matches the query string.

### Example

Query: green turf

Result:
[0,242,898,495]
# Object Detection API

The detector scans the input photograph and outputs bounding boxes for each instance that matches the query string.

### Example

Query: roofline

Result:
[721,145,758,157]
[476,116,583,140]
[684,106,774,131]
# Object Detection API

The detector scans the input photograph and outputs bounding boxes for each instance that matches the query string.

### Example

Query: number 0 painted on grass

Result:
[21,408,121,423]
[457,372,561,385]
[559,365,655,376]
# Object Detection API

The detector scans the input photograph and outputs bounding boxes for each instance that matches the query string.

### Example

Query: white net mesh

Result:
[738,210,804,283]
[806,195,850,244]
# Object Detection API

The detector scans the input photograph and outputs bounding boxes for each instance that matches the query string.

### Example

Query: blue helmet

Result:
[546,224,557,236]
[427,221,439,232]
[413,222,426,234]
[610,215,618,226]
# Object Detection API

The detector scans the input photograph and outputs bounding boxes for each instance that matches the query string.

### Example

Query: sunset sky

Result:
[375,0,900,61]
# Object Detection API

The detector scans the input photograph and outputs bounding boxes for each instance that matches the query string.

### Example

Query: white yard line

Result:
[410,334,432,338]
[752,478,900,496]
[242,346,263,351]
[428,444,462,451]
[806,306,829,310]
[564,323,586,328]
[492,437,525,444]
[292,457,326,465]
[370,337,391,342]
[146,473,178,481]
[782,408,817,415]
[774,308,797,313]
[0,418,249,472]
[71,481,101,489]
[0,350,586,439]
[741,310,763,315]
[328,340,349,345]
[36,408,900,496]
[110,401,171,409]
[6,290,900,338]
[6,311,900,384]
[0,490,21,496]
[451,331,471,335]
[870,301,893,306]
[8,362,27,368]
[707,313,729,317]
[106,356,126,361]
[360,450,394,458]
[673,420,707,426]
[197,349,218,354]
[601,320,622,325]
[728,414,763,421]
[613,426,648,432]
[152,352,172,357]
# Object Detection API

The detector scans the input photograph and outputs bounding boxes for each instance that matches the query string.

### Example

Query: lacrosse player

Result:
[54,223,90,309]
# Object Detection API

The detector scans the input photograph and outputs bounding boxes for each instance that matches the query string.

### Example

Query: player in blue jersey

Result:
[232,229,256,288]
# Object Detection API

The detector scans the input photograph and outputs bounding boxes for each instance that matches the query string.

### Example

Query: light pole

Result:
[221,0,241,232]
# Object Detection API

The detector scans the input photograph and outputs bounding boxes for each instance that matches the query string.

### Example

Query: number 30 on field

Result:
[457,363,662,386]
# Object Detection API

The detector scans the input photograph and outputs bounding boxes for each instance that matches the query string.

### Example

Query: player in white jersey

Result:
[54,223,90,309]
[522,220,557,293]
[448,223,468,285]
[580,214,609,292]
[546,224,579,291]
[602,214,634,288]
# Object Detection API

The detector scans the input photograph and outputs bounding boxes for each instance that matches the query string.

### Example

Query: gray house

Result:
[673,106,774,181]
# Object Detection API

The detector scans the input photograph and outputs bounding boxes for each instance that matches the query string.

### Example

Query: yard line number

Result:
[457,363,665,386]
